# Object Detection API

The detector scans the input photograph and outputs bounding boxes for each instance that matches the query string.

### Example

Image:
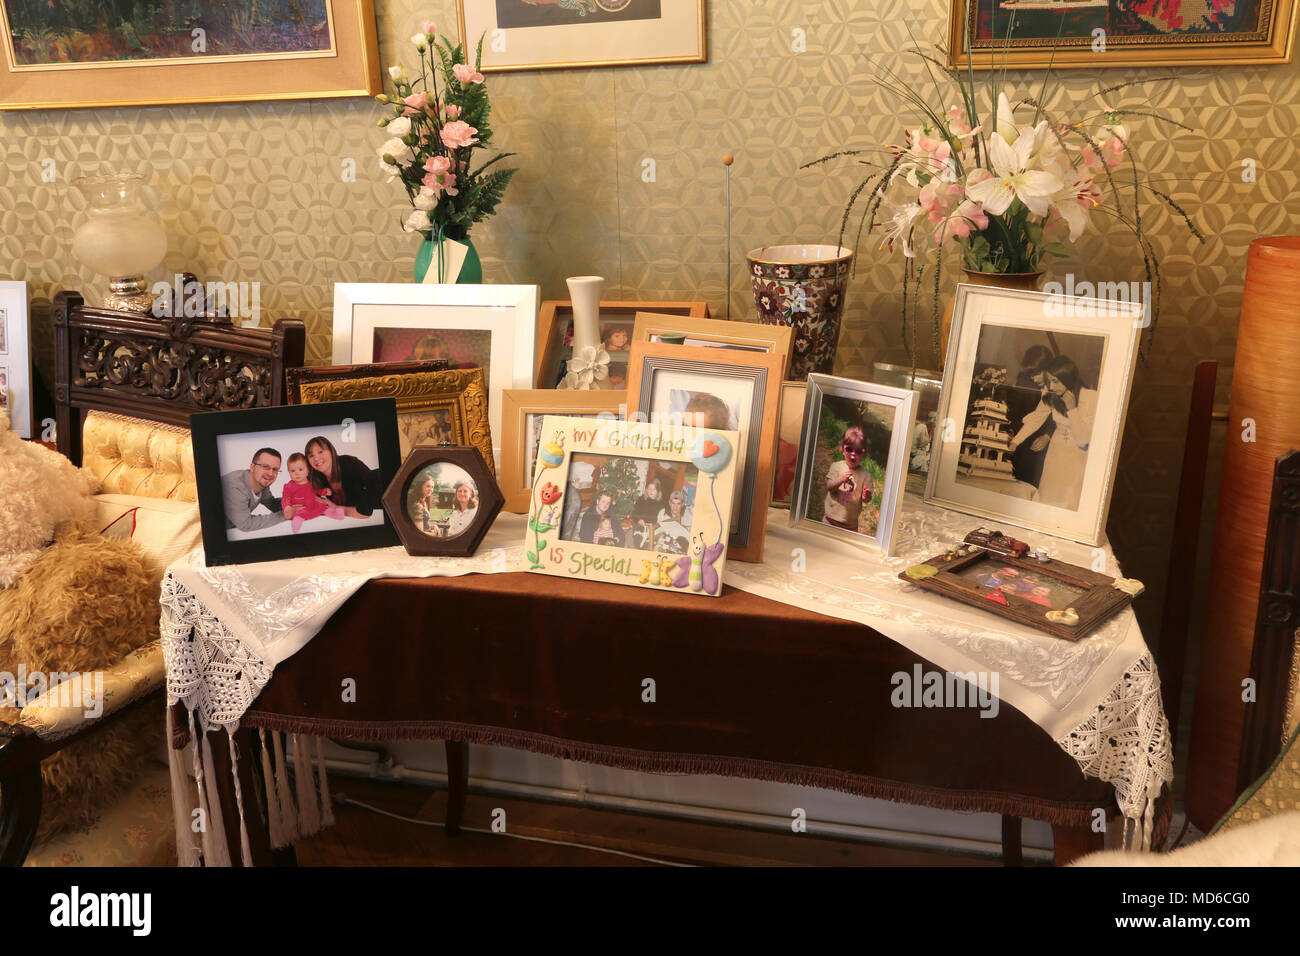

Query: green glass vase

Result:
[414,234,482,284]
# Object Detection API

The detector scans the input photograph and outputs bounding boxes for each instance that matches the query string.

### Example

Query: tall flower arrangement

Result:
[377,23,516,244]
[807,41,1202,360]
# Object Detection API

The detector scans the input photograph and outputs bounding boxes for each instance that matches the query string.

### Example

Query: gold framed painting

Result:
[289,363,495,476]
[631,313,792,378]
[0,0,381,109]
[500,389,627,513]
[534,299,708,390]
[458,0,707,73]
[948,0,1298,69]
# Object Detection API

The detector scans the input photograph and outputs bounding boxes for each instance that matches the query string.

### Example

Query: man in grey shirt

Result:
[221,447,304,532]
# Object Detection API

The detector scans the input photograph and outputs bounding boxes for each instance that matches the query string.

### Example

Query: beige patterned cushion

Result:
[82,411,196,502]
[1216,722,1300,833]
[24,761,175,867]
[17,641,165,741]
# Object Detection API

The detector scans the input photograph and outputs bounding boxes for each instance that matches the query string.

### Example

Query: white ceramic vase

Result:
[563,275,610,390]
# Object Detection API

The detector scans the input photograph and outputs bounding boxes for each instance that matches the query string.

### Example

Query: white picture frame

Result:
[0,281,31,439]
[925,284,1143,546]
[332,283,539,466]
[788,374,915,556]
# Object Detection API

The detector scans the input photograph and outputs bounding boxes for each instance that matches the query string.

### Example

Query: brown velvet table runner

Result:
[244,570,1113,825]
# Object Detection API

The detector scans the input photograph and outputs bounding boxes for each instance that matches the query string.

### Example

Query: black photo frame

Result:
[192,398,403,566]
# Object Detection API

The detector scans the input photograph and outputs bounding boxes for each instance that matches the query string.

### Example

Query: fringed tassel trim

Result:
[293,734,323,838]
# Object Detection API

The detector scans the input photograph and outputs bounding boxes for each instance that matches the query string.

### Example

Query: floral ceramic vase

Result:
[746,244,853,379]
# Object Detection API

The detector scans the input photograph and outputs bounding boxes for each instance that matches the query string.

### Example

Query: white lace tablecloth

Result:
[161,498,1171,860]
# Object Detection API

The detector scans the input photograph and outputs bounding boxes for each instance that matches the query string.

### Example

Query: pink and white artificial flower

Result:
[1050,175,1102,241]
[453,63,484,85]
[935,199,989,243]
[440,120,479,150]
[965,122,1062,217]
[444,104,462,119]
[421,20,437,36]
[402,91,429,115]
[422,155,459,196]
[413,186,438,211]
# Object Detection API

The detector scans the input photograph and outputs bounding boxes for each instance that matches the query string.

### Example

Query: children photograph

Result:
[802,393,892,538]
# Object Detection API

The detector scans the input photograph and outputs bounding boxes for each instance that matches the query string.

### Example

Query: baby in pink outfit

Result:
[282,453,344,532]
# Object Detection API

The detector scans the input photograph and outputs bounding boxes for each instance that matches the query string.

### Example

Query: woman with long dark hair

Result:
[1009,354,1097,511]
[305,435,381,519]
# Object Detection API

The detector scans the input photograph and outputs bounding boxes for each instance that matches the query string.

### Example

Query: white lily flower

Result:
[966,124,1062,217]
[878,197,922,257]
[386,116,411,139]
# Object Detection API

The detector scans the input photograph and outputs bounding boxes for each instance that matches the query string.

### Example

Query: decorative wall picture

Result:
[927,285,1142,546]
[382,446,503,557]
[191,398,401,566]
[523,415,738,597]
[789,374,915,556]
[625,340,783,563]
[0,0,382,109]
[289,362,494,474]
[631,313,792,377]
[947,0,1298,69]
[500,389,626,512]
[459,0,707,72]
[332,283,538,465]
[534,299,707,389]
[0,282,30,438]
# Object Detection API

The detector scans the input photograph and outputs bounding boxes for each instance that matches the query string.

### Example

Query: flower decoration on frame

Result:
[376,23,517,248]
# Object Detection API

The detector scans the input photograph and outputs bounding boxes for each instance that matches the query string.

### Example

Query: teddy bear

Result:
[0,411,162,844]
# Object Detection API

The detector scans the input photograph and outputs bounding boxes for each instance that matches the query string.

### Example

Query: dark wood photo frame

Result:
[192,398,402,566]
[383,446,504,557]
[900,544,1134,641]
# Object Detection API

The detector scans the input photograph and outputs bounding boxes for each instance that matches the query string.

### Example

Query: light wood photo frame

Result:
[631,312,792,377]
[500,389,627,513]
[535,299,708,389]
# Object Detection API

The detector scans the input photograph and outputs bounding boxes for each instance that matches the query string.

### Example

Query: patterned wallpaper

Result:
[2,0,1293,637]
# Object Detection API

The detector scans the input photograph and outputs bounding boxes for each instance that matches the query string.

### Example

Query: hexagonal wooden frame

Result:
[382,445,503,557]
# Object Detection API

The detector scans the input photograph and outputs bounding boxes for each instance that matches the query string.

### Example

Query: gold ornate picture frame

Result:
[289,363,495,476]
[0,0,381,109]
[500,389,627,513]
[948,0,1298,69]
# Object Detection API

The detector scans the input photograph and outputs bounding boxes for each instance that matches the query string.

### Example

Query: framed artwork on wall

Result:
[459,0,707,73]
[191,398,402,566]
[925,284,1142,546]
[332,282,538,467]
[500,388,626,513]
[534,299,708,390]
[0,0,381,109]
[0,281,30,438]
[947,0,1298,69]
[522,414,739,597]
[625,340,783,563]
[788,374,915,556]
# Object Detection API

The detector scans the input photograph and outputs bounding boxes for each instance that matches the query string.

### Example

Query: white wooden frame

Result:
[925,284,1142,546]
[332,283,538,465]
[0,281,31,438]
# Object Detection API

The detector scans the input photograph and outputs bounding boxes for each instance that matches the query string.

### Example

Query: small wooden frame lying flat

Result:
[900,547,1133,641]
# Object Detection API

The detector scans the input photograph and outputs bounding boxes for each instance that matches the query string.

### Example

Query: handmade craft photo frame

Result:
[534,299,708,390]
[383,445,503,557]
[191,398,402,566]
[900,536,1136,641]
[926,285,1142,546]
[500,389,627,512]
[288,361,493,473]
[523,414,739,597]
[332,283,538,464]
[0,281,30,437]
[789,374,915,556]
[625,340,784,563]
[631,312,792,377]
